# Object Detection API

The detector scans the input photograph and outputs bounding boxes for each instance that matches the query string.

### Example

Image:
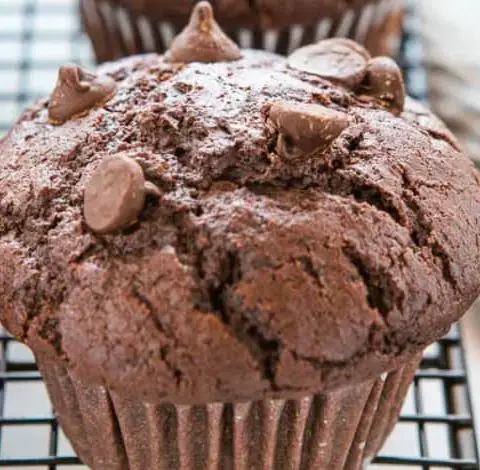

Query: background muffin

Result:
[1,4,479,470]
[80,0,404,62]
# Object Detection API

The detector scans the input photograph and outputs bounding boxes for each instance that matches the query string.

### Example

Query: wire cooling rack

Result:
[0,0,478,469]
[0,326,478,470]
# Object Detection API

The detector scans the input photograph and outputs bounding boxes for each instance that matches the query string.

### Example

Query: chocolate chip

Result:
[48,64,117,125]
[365,56,405,115]
[84,156,148,234]
[166,1,241,64]
[268,101,349,157]
[288,38,371,89]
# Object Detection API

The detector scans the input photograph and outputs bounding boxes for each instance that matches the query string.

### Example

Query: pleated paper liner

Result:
[80,0,404,63]
[37,352,421,470]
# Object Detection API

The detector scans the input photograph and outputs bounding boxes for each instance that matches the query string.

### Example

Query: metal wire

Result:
[0,327,478,468]
[0,0,478,469]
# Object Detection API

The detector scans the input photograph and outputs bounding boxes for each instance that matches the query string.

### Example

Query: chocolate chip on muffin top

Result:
[83,155,161,234]
[48,64,117,124]
[288,38,372,89]
[266,101,350,156]
[166,1,241,64]
[0,6,479,404]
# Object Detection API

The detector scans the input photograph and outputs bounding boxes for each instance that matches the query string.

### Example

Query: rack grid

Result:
[0,1,478,469]
[0,325,478,469]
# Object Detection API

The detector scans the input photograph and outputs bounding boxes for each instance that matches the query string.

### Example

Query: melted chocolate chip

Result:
[166,1,241,64]
[48,64,117,125]
[268,101,349,157]
[364,56,405,115]
[288,38,371,89]
[84,156,148,234]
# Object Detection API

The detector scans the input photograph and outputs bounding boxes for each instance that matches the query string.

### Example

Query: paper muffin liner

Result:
[37,352,421,470]
[79,0,404,63]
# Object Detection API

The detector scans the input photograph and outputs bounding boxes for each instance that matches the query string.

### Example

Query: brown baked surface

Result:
[1,47,479,404]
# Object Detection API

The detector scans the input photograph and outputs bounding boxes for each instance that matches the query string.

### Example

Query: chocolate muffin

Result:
[80,0,404,62]
[1,3,479,470]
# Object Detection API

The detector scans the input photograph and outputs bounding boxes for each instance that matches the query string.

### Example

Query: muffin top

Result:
[1,3,480,404]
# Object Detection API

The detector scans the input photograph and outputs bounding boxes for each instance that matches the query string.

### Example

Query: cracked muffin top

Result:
[1,3,480,404]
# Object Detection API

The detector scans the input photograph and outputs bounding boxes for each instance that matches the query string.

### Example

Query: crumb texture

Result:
[1,51,479,404]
